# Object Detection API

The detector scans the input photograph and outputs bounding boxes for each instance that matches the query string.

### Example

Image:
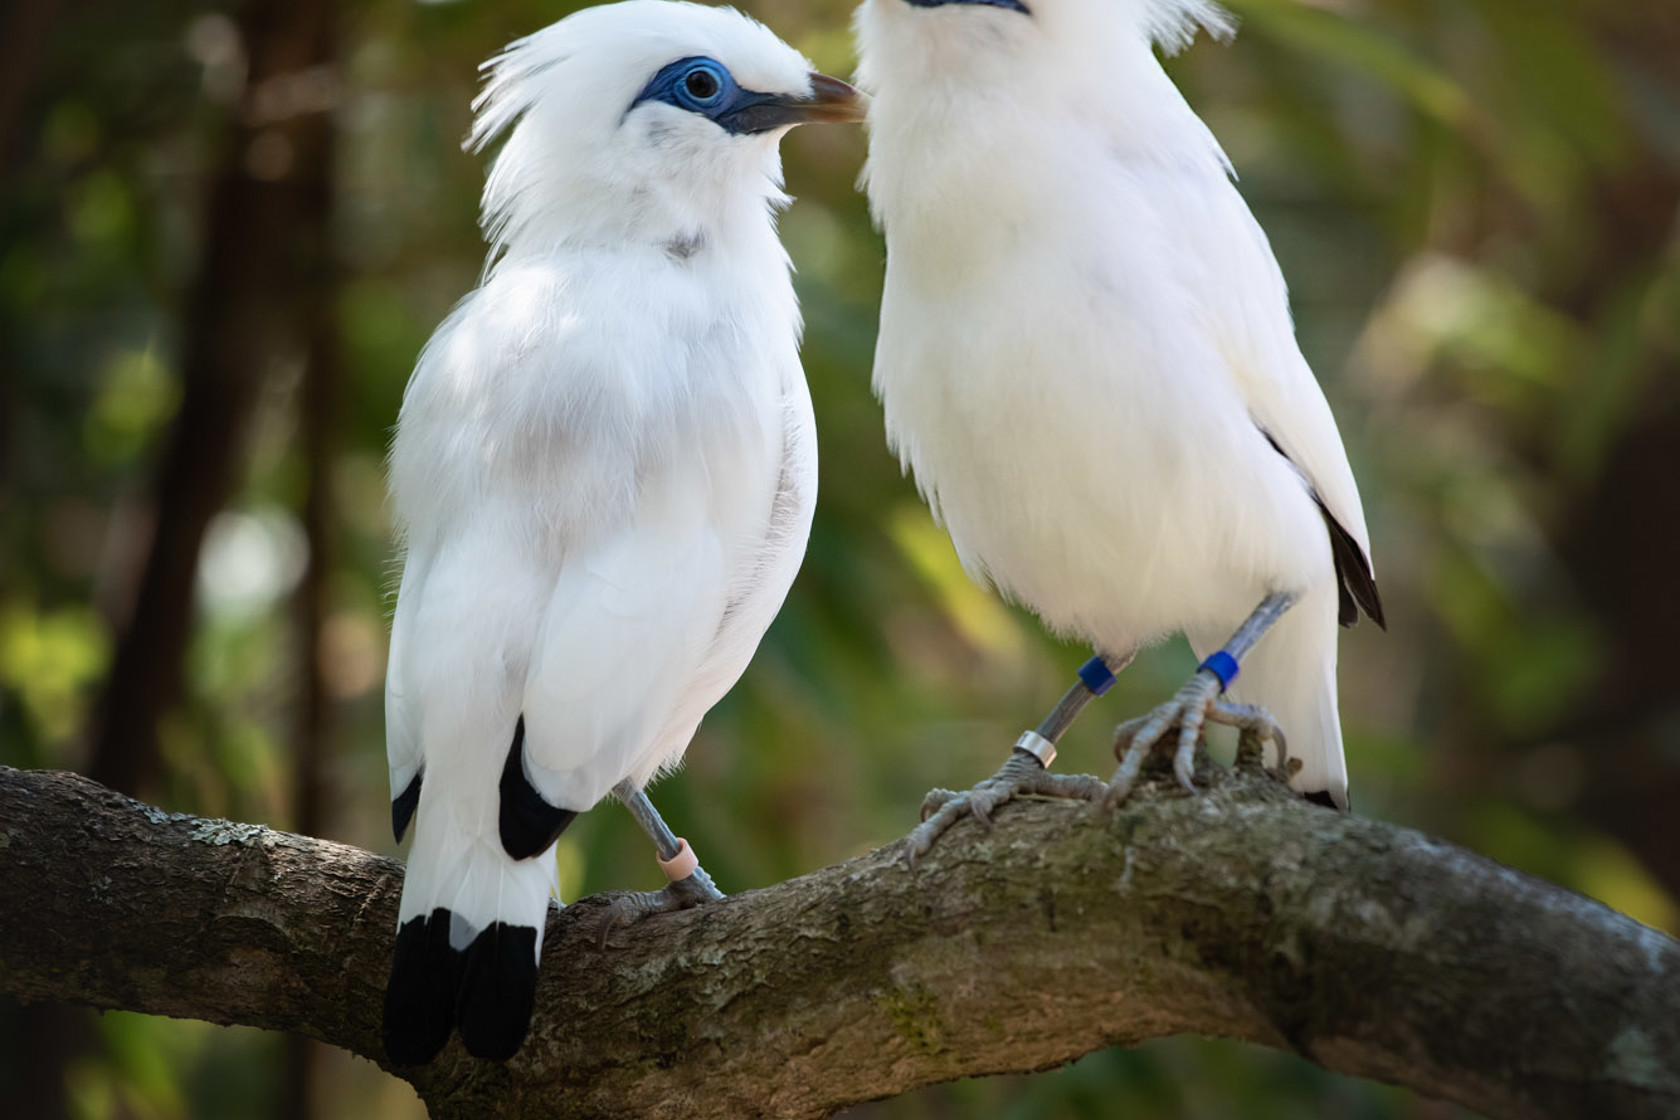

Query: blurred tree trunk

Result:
[1537,13,1680,900]
[1558,380,1680,895]
[0,0,65,178]
[7,1001,87,1120]
[1432,6,1680,902]
[0,0,69,508]
[50,3,343,1120]
[281,112,341,1120]
[86,0,339,800]
[3,5,96,1115]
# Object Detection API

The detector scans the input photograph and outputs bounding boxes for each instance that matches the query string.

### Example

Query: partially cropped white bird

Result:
[854,0,1383,855]
[381,0,861,1064]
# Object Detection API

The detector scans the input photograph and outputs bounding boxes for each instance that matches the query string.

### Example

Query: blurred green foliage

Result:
[2,0,1678,1117]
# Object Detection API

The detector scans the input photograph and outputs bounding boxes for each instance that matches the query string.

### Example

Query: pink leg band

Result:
[658,837,699,882]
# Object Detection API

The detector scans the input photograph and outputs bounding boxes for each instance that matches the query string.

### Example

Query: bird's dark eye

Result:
[684,67,721,101]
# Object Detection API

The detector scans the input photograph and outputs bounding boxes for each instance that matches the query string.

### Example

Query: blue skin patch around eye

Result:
[904,0,1031,13]
[632,56,807,136]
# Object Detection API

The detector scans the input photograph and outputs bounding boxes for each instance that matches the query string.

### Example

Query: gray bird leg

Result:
[597,781,723,944]
[1106,592,1295,807]
[904,650,1135,870]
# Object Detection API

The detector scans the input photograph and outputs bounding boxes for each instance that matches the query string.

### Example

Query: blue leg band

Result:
[1199,651,1240,692]
[1077,656,1118,696]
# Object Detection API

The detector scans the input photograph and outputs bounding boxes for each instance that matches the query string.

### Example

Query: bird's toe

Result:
[919,787,961,821]
[593,869,723,947]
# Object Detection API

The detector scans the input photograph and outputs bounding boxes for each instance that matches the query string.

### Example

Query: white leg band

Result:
[1015,730,1057,768]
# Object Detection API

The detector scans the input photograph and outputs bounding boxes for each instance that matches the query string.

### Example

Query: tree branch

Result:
[1,765,1674,1119]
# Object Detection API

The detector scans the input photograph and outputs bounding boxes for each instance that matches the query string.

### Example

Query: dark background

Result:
[2,0,1677,1116]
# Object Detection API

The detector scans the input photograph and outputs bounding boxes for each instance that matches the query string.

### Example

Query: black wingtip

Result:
[1318,498,1386,632]
[1255,425,1386,632]
[383,909,462,1066]
[456,922,540,1062]
[392,771,422,843]
[498,717,579,860]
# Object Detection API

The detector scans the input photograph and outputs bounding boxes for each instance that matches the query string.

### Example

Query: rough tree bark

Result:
[0,764,1675,1120]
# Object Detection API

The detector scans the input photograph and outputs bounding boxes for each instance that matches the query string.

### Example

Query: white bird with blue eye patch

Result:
[853,0,1385,861]
[381,0,862,1064]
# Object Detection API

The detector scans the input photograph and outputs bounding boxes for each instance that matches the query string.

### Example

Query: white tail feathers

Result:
[384,793,560,1064]
[399,801,559,952]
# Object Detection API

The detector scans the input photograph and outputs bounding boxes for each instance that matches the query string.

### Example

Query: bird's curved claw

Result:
[1105,675,1288,808]
[904,751,1106,872]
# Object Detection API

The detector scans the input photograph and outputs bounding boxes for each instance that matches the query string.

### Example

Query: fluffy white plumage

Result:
[855,0,1378,806]
[383,0,842,1062]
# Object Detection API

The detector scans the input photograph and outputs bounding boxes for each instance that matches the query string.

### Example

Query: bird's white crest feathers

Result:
[1128,0,1235,55]
[464,1,811,258]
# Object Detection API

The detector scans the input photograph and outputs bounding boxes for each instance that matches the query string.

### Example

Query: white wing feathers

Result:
[520,476,735,807]
[384,555,426,808]
[1157,163,1373,564]
[523,388,815,797]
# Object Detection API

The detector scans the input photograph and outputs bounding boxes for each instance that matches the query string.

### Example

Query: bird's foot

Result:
[595,842,723,947]
[1104,672,1288,808]
[905,749,1106,871]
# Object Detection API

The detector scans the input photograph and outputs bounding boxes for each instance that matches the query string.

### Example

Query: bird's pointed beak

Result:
[792,72,869,125]
[720,73,868,133]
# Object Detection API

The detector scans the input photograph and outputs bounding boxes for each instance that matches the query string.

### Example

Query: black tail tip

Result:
[457,923,540,1061]
[383,910,541,1064]
[383,910,459,1065]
